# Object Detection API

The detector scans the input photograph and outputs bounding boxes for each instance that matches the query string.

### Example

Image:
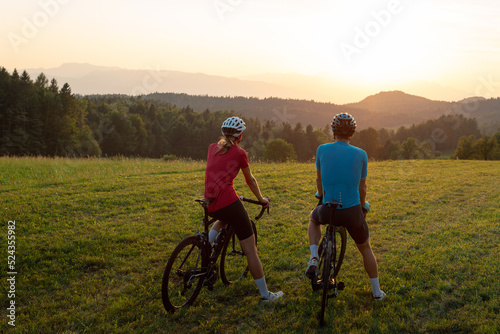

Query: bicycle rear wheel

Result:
[317,227,347,325]
[319,239,332,325]
[333,226,347,277]
[220,221,257,285]
[162,236,206,312]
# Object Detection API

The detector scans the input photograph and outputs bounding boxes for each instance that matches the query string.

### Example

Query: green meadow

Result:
[0,157,499,333]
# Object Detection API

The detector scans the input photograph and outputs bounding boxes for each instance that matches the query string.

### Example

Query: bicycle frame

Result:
[192,197,267,286]
[195,196,267,263]
[315,197,347,325]
[162,196,270,313]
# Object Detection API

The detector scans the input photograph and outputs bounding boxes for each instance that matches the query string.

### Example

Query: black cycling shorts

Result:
[311,204,369,244]
[209,199,254,241]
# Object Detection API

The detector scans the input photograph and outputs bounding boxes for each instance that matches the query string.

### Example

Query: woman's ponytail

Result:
[216,135,236,154]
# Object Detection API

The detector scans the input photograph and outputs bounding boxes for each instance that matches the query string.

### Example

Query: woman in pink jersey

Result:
[204,116,284,302]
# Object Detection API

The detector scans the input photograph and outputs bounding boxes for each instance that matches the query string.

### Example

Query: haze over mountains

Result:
[26,63,469,104]
[24,63,500,133]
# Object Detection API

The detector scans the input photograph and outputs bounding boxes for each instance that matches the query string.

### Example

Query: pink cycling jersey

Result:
[204,143,249,212]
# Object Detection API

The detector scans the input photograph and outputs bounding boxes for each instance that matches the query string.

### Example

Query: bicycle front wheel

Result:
[162,236,206,312]
[220,221,257,285]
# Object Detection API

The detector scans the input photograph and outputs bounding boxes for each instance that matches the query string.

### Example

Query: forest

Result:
[1,68,499,161]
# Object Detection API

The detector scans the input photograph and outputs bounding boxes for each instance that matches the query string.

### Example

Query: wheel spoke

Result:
[162,236,206,312]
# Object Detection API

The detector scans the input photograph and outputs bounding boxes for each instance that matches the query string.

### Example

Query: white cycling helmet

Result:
[221,116,246,137]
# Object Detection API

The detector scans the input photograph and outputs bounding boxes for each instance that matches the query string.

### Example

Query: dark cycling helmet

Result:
[221,116,246,137]
[331,113,356,137]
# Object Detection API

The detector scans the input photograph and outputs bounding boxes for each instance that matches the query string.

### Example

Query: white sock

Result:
[208,229,218,244]
[310,245,318,260]
[254,276,269,298]
[370,277,382,296]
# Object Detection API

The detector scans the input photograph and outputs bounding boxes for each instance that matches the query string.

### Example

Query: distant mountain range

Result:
[23,63,500,133]
[25,63,315,102]
[25,63,470,104]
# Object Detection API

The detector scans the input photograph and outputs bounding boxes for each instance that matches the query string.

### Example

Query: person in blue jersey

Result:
[305,113,386,301]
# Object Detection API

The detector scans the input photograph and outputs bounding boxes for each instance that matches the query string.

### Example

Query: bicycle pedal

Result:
[204,279,215,290]
[328,292,338,299]
[311,278,322,291]
[337,281,345,290]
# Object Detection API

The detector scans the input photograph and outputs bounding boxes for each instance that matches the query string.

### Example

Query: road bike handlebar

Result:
[239,196,270,220]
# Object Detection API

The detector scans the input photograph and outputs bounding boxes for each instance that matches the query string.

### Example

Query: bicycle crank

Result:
[327,281,345,299]
[204,263,218,291]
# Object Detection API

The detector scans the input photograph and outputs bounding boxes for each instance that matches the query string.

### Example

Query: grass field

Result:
[1,157,499,333]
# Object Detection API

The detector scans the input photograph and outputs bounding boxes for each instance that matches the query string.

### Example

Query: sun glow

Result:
[318,1,441,85]
[2,0,499,102]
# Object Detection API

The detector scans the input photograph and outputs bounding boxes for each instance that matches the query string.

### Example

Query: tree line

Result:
[350,114,500,160]
[1,68,499,161]
[0,68,97,157]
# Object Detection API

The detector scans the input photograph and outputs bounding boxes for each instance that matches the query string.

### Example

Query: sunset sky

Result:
[2,0,499,102]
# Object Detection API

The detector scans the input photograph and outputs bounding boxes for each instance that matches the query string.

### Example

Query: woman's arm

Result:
[241,166,269,207]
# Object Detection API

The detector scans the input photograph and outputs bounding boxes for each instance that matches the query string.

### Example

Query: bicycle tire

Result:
[333,226,347,277]
[319,239,332,325]
[162,236,207,312]
[220,220,257,285]
[317,227,346,324]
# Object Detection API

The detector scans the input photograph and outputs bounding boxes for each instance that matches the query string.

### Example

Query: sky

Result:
[2,0,500,102]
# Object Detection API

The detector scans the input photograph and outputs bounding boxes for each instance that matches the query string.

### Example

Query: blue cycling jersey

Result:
[316,141,368,209]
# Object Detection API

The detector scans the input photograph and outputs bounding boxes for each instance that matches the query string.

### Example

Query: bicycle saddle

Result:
[195,198,214,208]
[325,200,342,209]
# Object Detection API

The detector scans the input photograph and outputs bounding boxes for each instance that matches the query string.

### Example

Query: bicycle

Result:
[161,196,269,313]
[310,195,347,326]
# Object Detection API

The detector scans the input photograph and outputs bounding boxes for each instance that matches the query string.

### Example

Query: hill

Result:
[350,91,500,134]
[346,90,451,115]
[142,91,500,133]
[142,93,367,129]
[20,64,500,133]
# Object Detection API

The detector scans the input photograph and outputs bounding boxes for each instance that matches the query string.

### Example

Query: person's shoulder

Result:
[234,144,246,152]
[350,145,368,159]
[208,142,219,153]
[233,144,248,156]
[207,142,216,151]
[349,143,365,153]
[318,142,334,150]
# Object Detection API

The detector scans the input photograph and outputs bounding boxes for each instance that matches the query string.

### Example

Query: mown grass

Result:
[0,157,499,333]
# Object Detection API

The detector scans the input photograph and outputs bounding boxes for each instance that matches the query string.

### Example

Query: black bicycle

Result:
[161,196,268,313]
[311,196,347,325]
